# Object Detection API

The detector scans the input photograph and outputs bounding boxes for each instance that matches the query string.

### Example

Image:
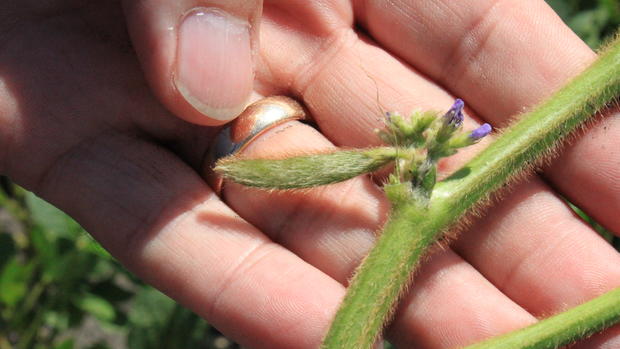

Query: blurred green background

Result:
[1,1,618,348]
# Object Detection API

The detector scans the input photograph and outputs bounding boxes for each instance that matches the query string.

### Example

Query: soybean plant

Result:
[216,36,620,349]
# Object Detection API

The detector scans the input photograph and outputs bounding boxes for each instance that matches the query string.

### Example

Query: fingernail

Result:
[175,8,253,122]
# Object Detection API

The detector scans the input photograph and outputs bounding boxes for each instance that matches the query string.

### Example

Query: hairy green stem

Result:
[432,37,620,217]
[321,185,433,348]
[322,37,620,348]
[463,287,620,349]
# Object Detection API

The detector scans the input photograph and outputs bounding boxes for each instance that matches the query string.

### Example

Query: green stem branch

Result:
[463,287,620,349]
[321,184,432,348]
[322,36,620,348]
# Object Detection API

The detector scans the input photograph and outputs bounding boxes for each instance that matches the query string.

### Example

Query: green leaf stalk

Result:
[463,287,620,349]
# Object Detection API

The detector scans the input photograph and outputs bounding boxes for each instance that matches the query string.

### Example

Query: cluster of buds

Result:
[379,100,492,196]
[217,98,491,201]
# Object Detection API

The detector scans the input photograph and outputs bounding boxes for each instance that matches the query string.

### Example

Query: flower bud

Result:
[469,123,492,141]
[442,99,465,128]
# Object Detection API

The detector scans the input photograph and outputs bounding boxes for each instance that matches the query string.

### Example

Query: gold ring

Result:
[203,96,308,195]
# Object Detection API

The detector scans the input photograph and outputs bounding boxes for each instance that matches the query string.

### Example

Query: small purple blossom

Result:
[469,123,492,140]
[443,99,465,127]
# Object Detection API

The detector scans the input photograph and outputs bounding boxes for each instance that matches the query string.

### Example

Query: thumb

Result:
[123,0,262,125]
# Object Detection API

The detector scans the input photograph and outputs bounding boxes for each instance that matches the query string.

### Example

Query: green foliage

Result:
[0,182,232,349]
[127,288,217,349]
[0,258,35,306]
[547,0,620,48]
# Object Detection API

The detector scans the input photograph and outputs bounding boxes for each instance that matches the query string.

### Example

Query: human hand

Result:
[0,1,618,348]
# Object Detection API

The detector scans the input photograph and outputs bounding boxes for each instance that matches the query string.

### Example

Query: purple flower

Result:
[469,123,492,140]
[443,99,465,127]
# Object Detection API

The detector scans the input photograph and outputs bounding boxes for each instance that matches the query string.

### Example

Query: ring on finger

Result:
[203,96,309,196]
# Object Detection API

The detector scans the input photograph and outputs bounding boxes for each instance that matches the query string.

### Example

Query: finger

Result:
[388,249,536,348]
[451,178,620,315]
[544,111,620,235]
[353,0,620,234]
[352,0,593,120]
[220,119,536,348]
[122,0,262,125]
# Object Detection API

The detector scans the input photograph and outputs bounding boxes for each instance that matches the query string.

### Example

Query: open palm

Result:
[1,1,619,348]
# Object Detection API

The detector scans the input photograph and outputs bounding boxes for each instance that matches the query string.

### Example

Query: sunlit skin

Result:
[0,1,619,348]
